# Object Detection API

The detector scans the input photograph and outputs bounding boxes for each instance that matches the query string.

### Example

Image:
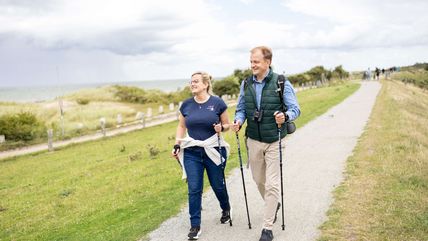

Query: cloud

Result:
[3,0,426,56]
[0,0,427,87]
[0,0,217,55]
[0,35,127,87]
[238,0,256,4]
[280,0,428,50]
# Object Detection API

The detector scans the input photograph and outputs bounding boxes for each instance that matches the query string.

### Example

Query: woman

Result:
[172,71,232,240]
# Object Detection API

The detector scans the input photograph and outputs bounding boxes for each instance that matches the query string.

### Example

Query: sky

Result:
[0,0,427,87]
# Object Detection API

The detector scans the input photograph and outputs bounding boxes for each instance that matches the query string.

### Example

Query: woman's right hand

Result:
[171,144,180,160]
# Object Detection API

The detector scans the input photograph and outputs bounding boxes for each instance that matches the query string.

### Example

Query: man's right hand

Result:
[231,120,241,133]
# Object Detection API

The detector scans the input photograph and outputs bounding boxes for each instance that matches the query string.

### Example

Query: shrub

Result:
[288,65,349,85]
[147,144,160,158]
[113,85,148,104]
[76,98,90,105]
[128,151,142,161]
[212,76,240,97]
[233,68,252,83]
[112,85,192,105]
[170,86,192,104]
[332,65,349,79]
[394,70,428,90]
[0,112,46,142]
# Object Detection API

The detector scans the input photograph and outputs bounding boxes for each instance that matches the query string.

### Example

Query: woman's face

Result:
[190,74,208,95]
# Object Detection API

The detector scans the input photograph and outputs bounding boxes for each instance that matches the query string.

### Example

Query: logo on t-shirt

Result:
[206,105,215,111]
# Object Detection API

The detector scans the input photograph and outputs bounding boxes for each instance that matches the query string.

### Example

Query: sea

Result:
[0,79,189,103]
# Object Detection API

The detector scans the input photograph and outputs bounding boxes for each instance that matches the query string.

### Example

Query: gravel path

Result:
[144,81,381,241]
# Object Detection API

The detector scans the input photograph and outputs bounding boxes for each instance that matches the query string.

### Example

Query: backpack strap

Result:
[243,76,251,90]
[277,74,287,113]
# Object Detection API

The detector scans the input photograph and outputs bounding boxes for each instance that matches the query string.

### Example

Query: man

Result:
[232,46,300,241]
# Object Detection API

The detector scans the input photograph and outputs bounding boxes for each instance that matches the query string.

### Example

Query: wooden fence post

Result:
[59,99,65,137]
[100,117,106,137]
[47,129,54,151]
[117,114,122,127]
[140,113,146,128]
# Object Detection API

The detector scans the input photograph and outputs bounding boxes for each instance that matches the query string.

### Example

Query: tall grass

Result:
[319,80,428,241]
[392,68,428,90]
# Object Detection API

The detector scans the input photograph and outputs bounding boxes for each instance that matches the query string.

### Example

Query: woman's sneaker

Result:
[188,226,201,240]
[220,208,232,224]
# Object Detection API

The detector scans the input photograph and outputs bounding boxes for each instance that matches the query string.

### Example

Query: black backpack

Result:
[276,75,296,134]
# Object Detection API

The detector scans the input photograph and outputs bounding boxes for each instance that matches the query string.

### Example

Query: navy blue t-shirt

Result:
[180,96,227,141]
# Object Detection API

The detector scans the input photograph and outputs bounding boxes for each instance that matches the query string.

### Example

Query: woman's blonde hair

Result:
[191,71,213,94]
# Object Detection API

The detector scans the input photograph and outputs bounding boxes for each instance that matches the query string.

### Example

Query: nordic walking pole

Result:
[278,126,285,230]
[235,121,251,229]
[274,112,285,231]
[216,122,232,226]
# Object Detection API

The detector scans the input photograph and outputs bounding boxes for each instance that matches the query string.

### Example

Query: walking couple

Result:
[172,46,301,241]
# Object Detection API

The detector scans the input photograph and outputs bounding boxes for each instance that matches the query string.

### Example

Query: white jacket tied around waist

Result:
[178,134,230,180]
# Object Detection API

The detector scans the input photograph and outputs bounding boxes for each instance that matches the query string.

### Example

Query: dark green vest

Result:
[244,71,287,143]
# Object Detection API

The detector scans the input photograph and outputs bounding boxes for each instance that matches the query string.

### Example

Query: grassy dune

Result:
[0,87,180,151]
[0,82,360,241]
[319,80,428,241]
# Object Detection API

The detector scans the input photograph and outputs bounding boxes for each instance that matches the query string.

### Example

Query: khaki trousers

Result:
[247,136,285,230]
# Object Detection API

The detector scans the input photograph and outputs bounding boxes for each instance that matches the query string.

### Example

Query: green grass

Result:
[318,80,428,241]
[0,82,360,241]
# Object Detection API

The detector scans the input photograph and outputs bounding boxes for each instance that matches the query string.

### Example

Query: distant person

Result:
[232,46,300,241]
[362,70,368,81]
[385,68,390,79]
[367,68,372,81]
[375,67,380,80]
[172,71,232,240]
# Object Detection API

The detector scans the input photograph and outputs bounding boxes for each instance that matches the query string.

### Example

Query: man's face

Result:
[250,49,270,77]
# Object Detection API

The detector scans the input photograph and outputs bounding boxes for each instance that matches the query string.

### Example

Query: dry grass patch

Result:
[319,80,428,241]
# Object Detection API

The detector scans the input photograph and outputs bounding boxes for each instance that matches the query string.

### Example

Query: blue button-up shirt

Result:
[234,69,300,125]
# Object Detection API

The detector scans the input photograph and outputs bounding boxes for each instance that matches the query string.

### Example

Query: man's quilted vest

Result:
[244,71,287,143]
